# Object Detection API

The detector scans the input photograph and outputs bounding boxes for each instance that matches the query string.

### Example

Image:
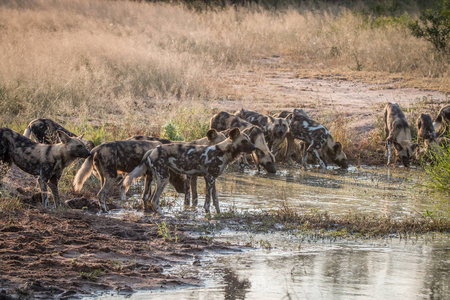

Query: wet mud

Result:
[0,207,237,299]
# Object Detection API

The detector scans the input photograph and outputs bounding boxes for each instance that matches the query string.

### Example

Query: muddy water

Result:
[96,233,449,300]
[98,166,449,299]
[215,166,449,218]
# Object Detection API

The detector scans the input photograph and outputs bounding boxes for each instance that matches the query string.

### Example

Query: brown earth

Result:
[0,198,235,299]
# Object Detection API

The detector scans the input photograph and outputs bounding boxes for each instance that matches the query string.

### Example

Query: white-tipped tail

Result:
[23,126,32,138]
[73,155,94,192]
[123,161,147,192]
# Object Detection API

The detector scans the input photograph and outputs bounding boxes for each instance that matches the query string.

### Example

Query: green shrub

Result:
[409,0,450,52]
[160,107,211,142]
[425,141,450,193]
[161,121,184,141]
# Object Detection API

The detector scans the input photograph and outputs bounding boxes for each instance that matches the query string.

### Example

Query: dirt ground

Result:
[0,190,236,299]
[214,68,448,136]
[0,70,448,299]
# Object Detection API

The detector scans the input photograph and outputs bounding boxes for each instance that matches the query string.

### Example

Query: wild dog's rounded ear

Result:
[285,113,294,124]
[77,134,85,140]
[57,130,71,144]
[333,142,343,153]
[229,127,241,140]
[206,129,218,141]
[268,116,276,123]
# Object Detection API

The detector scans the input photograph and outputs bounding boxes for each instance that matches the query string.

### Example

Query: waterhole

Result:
[100,166,449,299]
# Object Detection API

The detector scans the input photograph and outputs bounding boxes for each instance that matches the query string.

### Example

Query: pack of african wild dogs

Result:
[1,104,449,214]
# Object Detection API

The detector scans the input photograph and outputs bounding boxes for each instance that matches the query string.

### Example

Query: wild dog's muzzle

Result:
[263,161,277,174]
[274,127,286,137]
[401,156,410,167]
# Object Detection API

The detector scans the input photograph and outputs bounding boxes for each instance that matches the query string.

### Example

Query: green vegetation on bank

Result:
[211,205,450,237]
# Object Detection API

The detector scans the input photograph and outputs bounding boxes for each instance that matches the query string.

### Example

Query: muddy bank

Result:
[0,208,237,299]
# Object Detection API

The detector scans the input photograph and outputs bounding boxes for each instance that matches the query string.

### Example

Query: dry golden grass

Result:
[0,0,447,137]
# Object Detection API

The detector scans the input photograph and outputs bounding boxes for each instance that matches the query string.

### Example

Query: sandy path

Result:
[217,70,448,133]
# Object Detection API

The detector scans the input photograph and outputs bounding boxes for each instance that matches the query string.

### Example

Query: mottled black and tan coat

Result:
[210,111,276,173]
[130,130,227,208]
[124,128,255,214]
[72,138,186,213]
[384,103,416,167]
[434,105,450,141]
[0,128,91,208]
[235,109,292,153]
[23,118,95,150]
[284,110,348,169]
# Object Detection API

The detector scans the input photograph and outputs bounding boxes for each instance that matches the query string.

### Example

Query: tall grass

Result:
[0,0,447,128]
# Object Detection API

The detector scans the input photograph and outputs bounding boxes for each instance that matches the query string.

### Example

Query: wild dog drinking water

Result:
[0,128,91,208]
[235,109,292,153]
[281,110,347,169]
[123,128,255,214]
[73,139,185,213]
[384,102,416,167]
[24,118,95,150]
[210,111,276,173]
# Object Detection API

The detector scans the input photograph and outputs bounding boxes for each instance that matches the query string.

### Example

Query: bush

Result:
[425,141,450,193]
[409,0,450,52]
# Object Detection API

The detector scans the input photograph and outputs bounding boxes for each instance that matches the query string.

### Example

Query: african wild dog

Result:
[210,111,276,173]
[284,110,348,169]
[277,108,309,119]
[127,135,172,144]
[417,113,437,147]
[24,118,95,150]
[73,139,185,213]
[275,109,309,163]
[128,130,227,208]
[123,128,255,214]
[384,103,416,167]
[416,113,438,160]
[434,105,450,139]
[0,128,91,208]
[235,109,292,153]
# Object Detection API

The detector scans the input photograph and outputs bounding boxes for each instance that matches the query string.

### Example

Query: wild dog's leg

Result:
[285,133,296,165]
[0,161,11,187]
[184,175,191,207]
[150,175,169,214]
[147,152,170,214]
[47,176,60,207]
[206,175,220,214]
[249,152,261,174]
[304,140,327,169]
[271,137,284,155]
[311,149,327,169]
[203,175,212,214]
[119,176,127,202]
[386,139,393,165]
[239,155,251,171]
[142,170,153,211]
[191,176,198,206]
[386,128,397,165]
[38,176,50,208]
[98,177,114,213]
